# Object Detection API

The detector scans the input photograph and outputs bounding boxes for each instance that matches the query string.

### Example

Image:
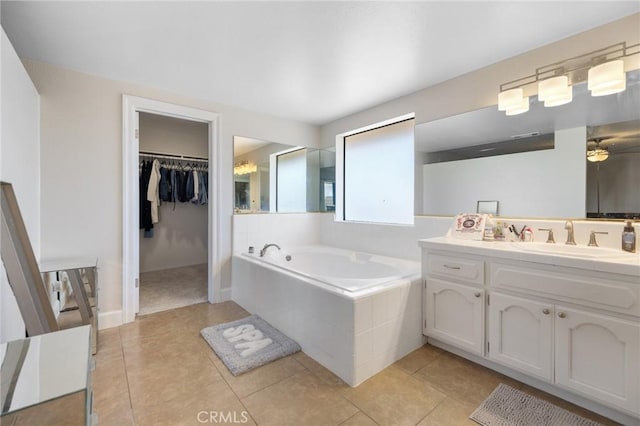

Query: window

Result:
[275,148,307,212]
[337,115,415,225]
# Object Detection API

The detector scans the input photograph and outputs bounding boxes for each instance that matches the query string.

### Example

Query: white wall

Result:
[24,60,319,326]
[232,213,323,255]
[1,29,40,343]
[138,113,209,272]
[422,127,586,218]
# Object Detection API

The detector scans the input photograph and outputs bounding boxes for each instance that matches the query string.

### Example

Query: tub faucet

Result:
[260,243,281,257]
[564,220,576,245]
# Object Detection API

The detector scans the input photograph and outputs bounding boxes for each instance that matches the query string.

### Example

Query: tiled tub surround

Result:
[231,246,424,386]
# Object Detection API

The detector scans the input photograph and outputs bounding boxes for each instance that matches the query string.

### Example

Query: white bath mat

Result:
[200,315,301,376]
[470,383,603,426]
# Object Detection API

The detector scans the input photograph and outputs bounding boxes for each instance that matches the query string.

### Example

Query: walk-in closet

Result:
[138,112,209,315]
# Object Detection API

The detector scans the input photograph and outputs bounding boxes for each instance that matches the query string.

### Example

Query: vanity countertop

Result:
[419,237,640,277]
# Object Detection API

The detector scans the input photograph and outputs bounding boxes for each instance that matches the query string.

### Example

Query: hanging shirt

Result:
[139,160,154,233]
[159,167,171,202]
[197,170,208,205]
[185,169,194,201]
[177,170,189,202]
[147,159,161,224]
[191,169,199,203]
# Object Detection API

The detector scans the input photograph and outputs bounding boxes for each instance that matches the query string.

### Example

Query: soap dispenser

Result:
[622,221,636,253]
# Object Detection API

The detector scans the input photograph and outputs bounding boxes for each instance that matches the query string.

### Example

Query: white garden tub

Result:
[231,245,424,386]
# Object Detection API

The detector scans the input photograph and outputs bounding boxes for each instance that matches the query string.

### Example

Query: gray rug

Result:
[470,383,603,426]
[200,315,301,376]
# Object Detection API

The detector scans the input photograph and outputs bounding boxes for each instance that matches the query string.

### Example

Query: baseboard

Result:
[218,287,232,302]
[98,310,123,330]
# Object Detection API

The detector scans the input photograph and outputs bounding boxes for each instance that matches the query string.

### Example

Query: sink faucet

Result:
[564,220,576,245]
[260,243,281,257]
[588,231,608,247]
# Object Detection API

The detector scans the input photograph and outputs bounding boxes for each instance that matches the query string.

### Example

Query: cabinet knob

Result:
[474,292,481,298]
[542,308,550,315]
[558,312,566,318]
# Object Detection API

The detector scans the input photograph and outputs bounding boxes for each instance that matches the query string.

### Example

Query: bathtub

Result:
[231,245,425,386]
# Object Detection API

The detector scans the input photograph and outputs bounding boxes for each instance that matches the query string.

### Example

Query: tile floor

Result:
[93,301,617,426]
[138,264,208,315]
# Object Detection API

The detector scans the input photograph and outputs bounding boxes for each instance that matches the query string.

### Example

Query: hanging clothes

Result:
[185,170,195,201]
[197,170,208,205]
[177,169,189,202]
[139,160,154,236]
[159,166,172,202]
[147,159,161,224]
[191,169,199,203]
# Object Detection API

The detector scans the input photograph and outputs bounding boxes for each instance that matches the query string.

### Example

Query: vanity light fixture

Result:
[588,60,626,96]
[498,42,639,115]
[538,75,572,107]
[233,160,257,175]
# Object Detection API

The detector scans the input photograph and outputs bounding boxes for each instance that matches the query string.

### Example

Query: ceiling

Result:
[2,1,639,125]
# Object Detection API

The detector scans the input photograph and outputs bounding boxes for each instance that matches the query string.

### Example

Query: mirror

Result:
[415,70,640,219]
[233,136,336,213]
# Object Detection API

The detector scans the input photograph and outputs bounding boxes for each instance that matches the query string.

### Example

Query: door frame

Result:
[122,95,221,324]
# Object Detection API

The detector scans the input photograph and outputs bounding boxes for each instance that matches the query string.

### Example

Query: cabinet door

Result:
[555,306,640,414]
[425,278,484,355]
[489,293,554,381]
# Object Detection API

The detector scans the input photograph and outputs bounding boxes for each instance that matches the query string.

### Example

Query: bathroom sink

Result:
[510,242,633,259]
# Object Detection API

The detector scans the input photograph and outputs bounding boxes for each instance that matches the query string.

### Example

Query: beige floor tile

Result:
[340,411,379,425]
[127,354,223,411]
[342,366,447,426]
[93,393,134,426]
[293,351,346,387]
[176,301,251,333]
[212,354,307,398]
[242,371,359,426]
[417,397,477,426]
[413,352,517,406]
[120,309,185,343]
[84,301,621,426]
[123,330,205,370]
[92,354,129,405]
[393,343,443,374]
[133,380,255,426]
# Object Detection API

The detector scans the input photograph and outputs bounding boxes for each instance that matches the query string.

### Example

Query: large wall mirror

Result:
[415,69,640,220]
[233,136,336,213]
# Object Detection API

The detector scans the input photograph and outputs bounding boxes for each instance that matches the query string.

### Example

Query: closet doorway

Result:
[122,96,221,324]
[138,113,209,315]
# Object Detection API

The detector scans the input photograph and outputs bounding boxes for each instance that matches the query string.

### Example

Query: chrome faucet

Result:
[564,220,576,245]
[259,243,281,257]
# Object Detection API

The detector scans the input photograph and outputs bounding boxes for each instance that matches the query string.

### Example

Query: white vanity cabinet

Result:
[420,237,640,423]
[423,253,485,355]
[425,278,484,355]
[555,306,639,413]
[488,292,554,381]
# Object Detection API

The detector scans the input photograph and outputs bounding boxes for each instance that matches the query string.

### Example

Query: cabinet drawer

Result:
[426,254,484,285]
[491,263,640,317]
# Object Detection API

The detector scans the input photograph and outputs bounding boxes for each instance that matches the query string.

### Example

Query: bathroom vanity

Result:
[419,237,640,425]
